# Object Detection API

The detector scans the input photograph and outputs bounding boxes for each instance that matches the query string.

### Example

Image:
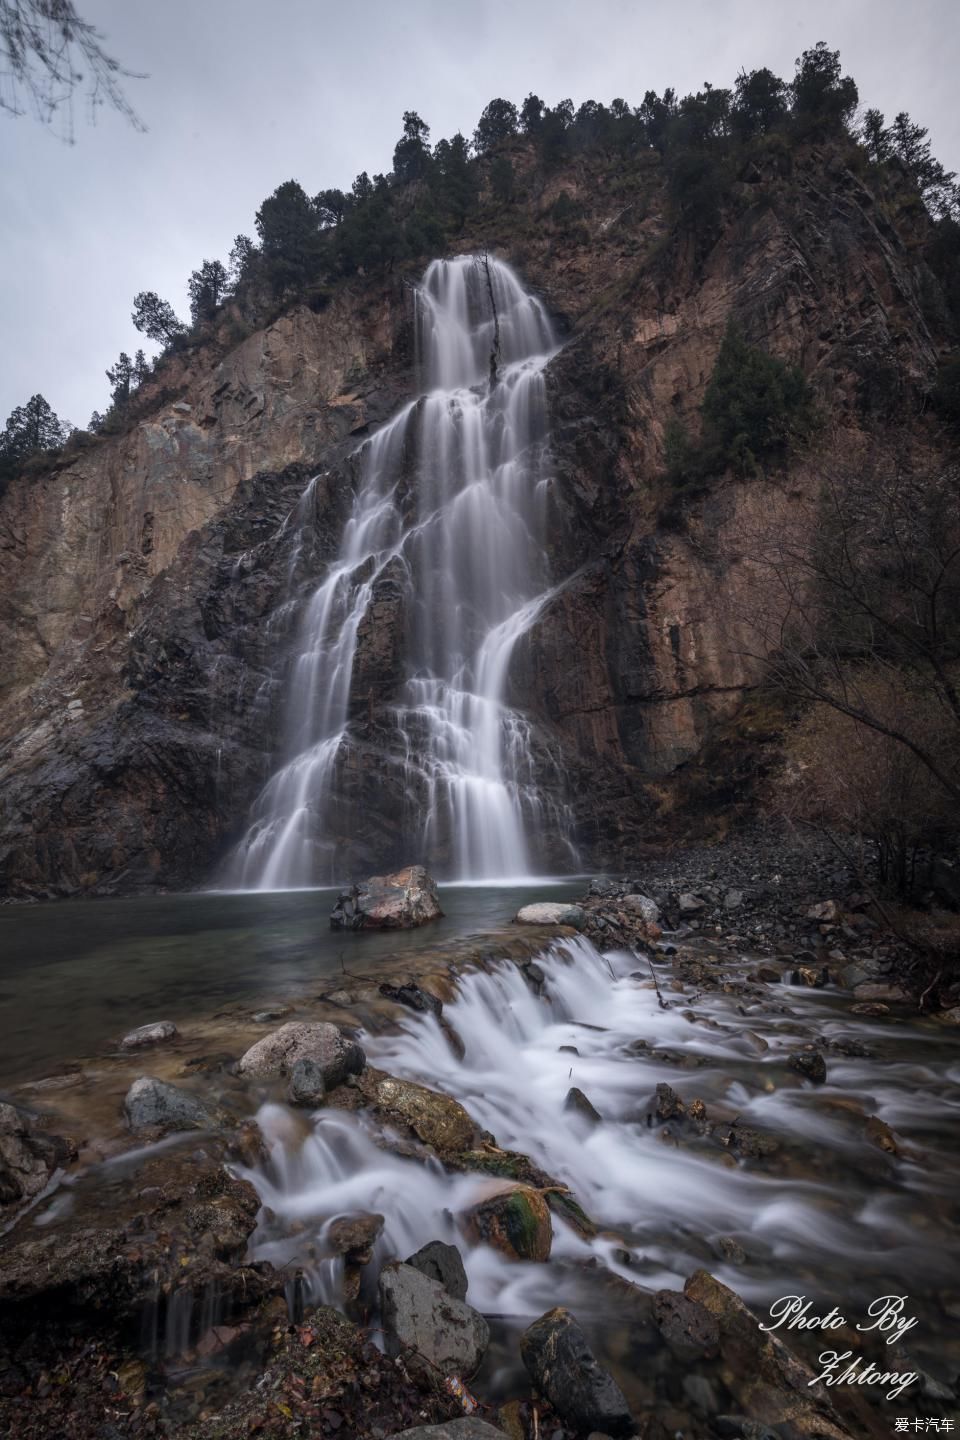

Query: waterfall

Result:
[231,255,573,888]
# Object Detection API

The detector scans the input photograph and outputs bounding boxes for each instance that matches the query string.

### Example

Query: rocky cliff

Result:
[0,141,953,895]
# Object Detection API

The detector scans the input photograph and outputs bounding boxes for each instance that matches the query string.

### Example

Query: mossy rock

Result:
[461,1184,552,1262]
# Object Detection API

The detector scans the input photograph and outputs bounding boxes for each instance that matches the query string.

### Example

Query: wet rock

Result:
[330,865,443,930]
[379,1260,489,1379]
[938,1005,960,1025]
[865,1115,899,1154]
[564,1086,602,1124]
[122,1076,226,1133]
[286,1056,327,1106]
[515,902,585,927]
[654,1082,685,1122]
[790,966,827,987]
[406,1240,469,1300]
[354,1067,477,1156]
[520,1306,634,1438]
[721,1122,780,1159]
[251,1006,291,1023]
[754,965,780,983]
[380,981,443,1016]
[788,1049,827,1085]
[119,1020,178,1049]
[850,1001,889,1015]
[654,1288,720,1361]
[852,981,909,1003]
[462,1183,552,1261]
[237,1020,365,1087]
[683,1269,851,1440]
[329,1211,384,1259]
[0,1147,263,1329]
[0,1103,75,1208]
[384,1423,507,1440]
[716,1236,747,1264]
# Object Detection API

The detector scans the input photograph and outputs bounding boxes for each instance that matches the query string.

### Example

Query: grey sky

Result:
[2,0,959,428]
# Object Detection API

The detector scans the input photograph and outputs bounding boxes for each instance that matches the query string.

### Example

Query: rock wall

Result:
[0,144,952,894]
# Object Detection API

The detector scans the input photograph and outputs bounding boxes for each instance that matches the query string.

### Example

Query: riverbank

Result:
[1,860,958,1438]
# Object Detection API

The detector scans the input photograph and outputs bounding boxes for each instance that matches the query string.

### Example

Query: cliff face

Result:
[0,144,952,895]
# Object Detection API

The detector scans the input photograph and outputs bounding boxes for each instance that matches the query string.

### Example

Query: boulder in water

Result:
[119,1020,178,1050]
[788,1049,827,1085]
[330,866,443,931]
[520,1306,634,1437]
[352,1067,477,1156]
[405,1239,468,1300]
[462,1183,552,1261]
[654,1288,721,1361]
[514,902,585,927]
[564,1086,602,1125]
[123,1076,226,1134]
[237,1021,365,1087]
[622,893,660,924]
[379,1260,489,1379]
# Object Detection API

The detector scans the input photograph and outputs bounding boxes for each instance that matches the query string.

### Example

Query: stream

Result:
[238,934,960,1402]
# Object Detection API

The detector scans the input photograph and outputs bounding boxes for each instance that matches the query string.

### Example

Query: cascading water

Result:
[231,256,572,888]
[238,936,960,1342]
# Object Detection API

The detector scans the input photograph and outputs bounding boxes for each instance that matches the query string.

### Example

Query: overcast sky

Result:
[2,0,959,428]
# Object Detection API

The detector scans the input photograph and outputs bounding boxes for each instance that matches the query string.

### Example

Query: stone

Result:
[678,892,706,914]
[286,1057,327,1106]
[379,981,443,1016]
[788,1050,827,1085]
[724,889,744,910]
[122,1076,225,1133]
[0,1104,75,1208]
[378,1261,489,1379]
[119,1020,178,1050]
[330,866,443,930]
[383,1423,507,1440]
[621,893,660,924]
[355,1068,476,1156]
[683,1269,851,1440]
[805,900,841,923]
[937,1006,960,1025]
[462,1184,552,1261]
[853,982,910,1003]
[406,1240,468,1300]
[564,1086,602,1125]
[654,1082,685,1122]
[654,1288,720,1361]
[520,1306,634,1438]
[237,1021,365,1086]
[515,902,585,927]
[865,1115,899,1154]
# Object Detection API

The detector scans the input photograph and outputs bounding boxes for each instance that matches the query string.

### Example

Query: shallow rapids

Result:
[239,935,960,1368]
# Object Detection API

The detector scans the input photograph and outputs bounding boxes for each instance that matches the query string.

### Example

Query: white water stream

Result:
[231,256,572,888]
[239,936,960,1334]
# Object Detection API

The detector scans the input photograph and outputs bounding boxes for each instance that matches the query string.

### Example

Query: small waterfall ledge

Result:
[230,255,577,889]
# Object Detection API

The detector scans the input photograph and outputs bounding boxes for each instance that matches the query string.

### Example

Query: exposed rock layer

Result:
[0,144,952,893]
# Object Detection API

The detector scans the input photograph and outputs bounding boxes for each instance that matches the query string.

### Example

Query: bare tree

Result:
[1,0,145,136]
[730,452,960,814]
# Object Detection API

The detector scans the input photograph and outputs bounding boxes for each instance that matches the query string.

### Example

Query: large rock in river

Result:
[123,1076,226,1134]
[515,901,585,927]
[521,1306,634,1437]
[0,1103,75,1209]
[351,1067,477,1157]
[237,1021,366,1086]
[462,1183,553,1261]
[379,1260,489,1379]
[330,866,443,930]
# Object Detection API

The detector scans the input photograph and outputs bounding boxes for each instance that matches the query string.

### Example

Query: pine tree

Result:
[393,111,432,183]
[106,351,134,405]
[0,393,67,481]
[473,98,519,154]
[188,259,229,324]
[132,291,185,346]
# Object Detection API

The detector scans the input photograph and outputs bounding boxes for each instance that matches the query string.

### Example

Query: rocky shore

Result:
[0,859,957,1439]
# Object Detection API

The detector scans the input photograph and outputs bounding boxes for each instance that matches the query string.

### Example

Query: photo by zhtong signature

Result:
[759,1294,921,1399]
